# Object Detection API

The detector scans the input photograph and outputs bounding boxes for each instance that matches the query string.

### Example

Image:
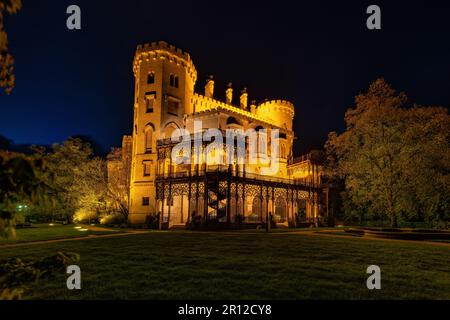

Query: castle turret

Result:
[240,88,248,109]
[205,76,214,98]
[256,100,295,130]
[250,100,257,114]
[226,83,233,105]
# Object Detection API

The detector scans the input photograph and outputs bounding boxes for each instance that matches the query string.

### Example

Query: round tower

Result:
[256,100,295,130]
[132,41,197,137]
[129,41,197,224]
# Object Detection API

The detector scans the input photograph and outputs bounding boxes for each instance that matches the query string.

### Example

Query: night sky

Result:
[1,0,449,155]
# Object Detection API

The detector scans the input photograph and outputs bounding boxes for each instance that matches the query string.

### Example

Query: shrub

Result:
[144,213,159,229]
[100,212,125,226]
[189,214,203,230]
[0,252,79,300]
[235,214,244,224]
[73,208,98,224]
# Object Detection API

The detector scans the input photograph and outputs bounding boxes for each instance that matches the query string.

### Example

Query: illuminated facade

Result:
[121,41,326,228]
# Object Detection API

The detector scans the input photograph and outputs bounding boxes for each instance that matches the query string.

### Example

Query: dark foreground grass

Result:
[0,231,449,299]
[0,224,117,244]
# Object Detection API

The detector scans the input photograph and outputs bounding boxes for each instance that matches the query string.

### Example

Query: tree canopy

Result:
[325,79,450,227]
[0,151,53,238]
[0,0,21,94]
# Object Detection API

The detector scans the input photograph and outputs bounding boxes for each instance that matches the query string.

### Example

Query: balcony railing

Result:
[156,165,321,188]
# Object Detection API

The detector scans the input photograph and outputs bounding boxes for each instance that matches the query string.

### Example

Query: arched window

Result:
[226,117,240,126]
[281,144,286,158]
[145,125,153,153]
[145,93,155,113]
[254,126,266,158]
[251,197,262,222]
[170,74,179,88]
[275,197,287,222]
[162,122,180,139]
[147,72,155,84]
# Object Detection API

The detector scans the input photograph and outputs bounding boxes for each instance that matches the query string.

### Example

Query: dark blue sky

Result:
[1,0,449,155]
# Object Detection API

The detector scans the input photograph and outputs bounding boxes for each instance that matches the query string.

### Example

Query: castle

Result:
[110,41,327,228]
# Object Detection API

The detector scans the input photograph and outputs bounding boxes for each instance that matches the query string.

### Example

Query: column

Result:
[160,183,165,230]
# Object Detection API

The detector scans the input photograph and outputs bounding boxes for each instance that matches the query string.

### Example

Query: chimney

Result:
[250,100,257,113]
[205,75,214,98]
[240,88,248,109]
[226,82,233,105]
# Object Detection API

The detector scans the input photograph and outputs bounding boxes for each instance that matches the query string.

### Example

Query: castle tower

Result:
[129,41,197,224]
[255,100,295,177]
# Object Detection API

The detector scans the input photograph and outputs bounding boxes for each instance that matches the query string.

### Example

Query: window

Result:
[170,74,179,88]
[143,161,151,176]
[166,95,180,116]
[256,127,267,159]
[168,100,179,115]
[145,91,156,113]
[145,126,153,153]
[281,144,286,158]
[147,72,155,84]
[145,97,154,113]
[142,197,150,206]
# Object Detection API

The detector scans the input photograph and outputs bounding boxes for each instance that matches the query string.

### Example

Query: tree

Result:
[325,79,450,227]
[40,138,94,224]
[32,138,110,224]
[400,106,450,224]
[0,0,21,94]
[0,151,54,238]
[72,157,108,223]
[0,146,81,301]
[105,147,131,222]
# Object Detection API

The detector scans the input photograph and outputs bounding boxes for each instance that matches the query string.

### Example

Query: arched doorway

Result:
[275,197,287,223]
[251,196,262,222]
[162,122,181,139]
[297,199,307,222]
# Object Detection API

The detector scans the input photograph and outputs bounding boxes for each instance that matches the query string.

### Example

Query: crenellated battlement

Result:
[137,41,191,61]
[257,100,295,117]
[133,41,197,83]
[191,93,292,130]
[255,100,295,130]
[258,99,294,108]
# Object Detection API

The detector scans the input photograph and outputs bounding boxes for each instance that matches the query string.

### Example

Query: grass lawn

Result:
[0,224,119,244]
[0,231,449,299]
